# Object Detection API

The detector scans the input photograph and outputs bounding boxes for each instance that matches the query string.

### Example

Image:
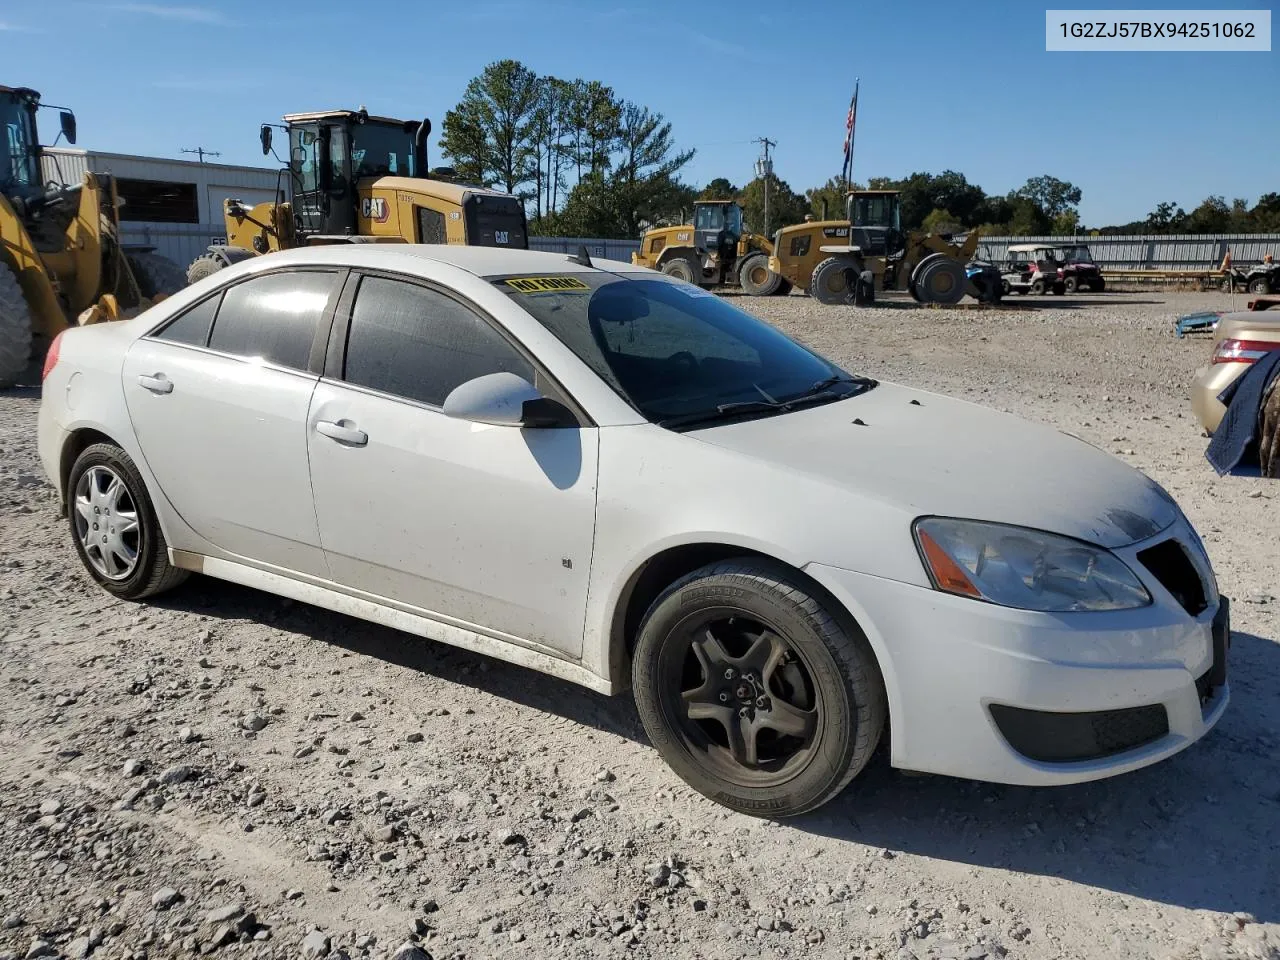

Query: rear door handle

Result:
[315,419,368,447]
[137,373,173,394]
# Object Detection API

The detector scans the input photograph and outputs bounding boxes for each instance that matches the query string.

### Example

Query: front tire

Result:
[67,443,189,600]
[186,253,226,286]
[0,262,34,390]
[633,560,886,818]
[660,256,699,285]
[737,253,782,296]
[809,256,860,305]
[1063,276,1078,294]
[1031,279,1046,295]
[1250,277,1272,295]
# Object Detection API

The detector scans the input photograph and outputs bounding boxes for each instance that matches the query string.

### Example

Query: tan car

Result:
[1192,305,1280,432]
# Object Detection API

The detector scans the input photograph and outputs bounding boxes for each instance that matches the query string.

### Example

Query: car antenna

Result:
[567,244,593,268]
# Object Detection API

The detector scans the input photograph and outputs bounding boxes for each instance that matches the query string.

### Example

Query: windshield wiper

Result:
[806,373,878,395]
[657,400,788,430]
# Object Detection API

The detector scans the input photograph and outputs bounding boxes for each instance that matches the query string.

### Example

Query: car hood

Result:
[690,383,1178,549]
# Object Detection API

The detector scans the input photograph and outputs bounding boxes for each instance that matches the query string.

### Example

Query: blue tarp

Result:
[1205,350,1280,475]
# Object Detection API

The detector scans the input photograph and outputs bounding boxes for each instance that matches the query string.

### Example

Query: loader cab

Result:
[693,200,743,259]
[0,86,43,195]
[282,109,424,240]
[847,190,903,258]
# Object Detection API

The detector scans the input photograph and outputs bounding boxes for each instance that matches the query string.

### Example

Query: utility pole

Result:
[753,136,776,236]
[181,146,221,163]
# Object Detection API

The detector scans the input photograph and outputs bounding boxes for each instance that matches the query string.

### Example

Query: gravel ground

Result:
[0,290,1276,960]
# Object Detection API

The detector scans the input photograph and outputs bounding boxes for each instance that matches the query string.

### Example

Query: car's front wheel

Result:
[67,443,189,600]
[633,559,886,817]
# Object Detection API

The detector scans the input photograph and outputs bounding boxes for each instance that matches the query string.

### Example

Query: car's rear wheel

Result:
[68,443,189,600]
[633,559,886,817]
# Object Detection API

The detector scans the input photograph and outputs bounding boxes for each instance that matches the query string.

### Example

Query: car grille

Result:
[1136,539,1208,615]
[989,704,1170,763]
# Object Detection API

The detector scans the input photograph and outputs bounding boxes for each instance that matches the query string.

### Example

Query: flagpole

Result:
[849,78,860,186]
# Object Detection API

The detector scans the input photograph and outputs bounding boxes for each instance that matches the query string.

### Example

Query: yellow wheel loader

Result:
[188,108,530,284]
[631,200,790,295]
[0,85,186,387]
[768,190,997,306]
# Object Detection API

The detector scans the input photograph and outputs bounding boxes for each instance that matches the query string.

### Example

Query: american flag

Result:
[842,80,859,180]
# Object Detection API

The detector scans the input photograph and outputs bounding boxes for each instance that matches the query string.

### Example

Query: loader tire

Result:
[737,253,782,296]
[911,254,967,305]
[809,256,860,305]
[186,253,226,286]
[126,252,186,301]
[0,262,34,390]
[660,256,699,285]
[775,278,793,296]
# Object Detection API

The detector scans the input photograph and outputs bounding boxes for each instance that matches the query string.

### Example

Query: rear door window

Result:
[208,271,337,370]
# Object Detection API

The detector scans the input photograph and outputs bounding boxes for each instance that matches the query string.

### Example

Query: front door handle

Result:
[315,419,368,447]
[137,373,173,394]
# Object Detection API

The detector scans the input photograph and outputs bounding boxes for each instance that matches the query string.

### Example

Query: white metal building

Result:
[40,148,280,267]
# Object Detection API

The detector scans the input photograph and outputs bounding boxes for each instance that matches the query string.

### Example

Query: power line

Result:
[180,146,221,164]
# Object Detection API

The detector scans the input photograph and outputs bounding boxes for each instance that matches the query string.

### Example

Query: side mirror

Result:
[60,111,77,145]
[442,372,574,428]
[260,124,272,156]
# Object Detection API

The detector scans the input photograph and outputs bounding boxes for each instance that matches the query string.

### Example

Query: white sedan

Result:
[36,245,1230,817]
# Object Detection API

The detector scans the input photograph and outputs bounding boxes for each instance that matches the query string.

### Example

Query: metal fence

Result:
[116,224,1277,274]
[121,222,221,270]
[975,234,1279,270]
[528,235,641,262]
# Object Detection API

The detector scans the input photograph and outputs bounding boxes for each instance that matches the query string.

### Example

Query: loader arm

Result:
[0,193,66,338]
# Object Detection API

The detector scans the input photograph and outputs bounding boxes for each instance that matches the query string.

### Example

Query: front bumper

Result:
[805,520,1229,786]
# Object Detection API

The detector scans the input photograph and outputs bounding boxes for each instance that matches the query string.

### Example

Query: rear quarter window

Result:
[152,293,221,347]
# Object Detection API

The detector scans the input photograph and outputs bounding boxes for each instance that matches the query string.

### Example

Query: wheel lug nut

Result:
[756,696,768,708]
[723,668,735,680]
[718,692,729,703]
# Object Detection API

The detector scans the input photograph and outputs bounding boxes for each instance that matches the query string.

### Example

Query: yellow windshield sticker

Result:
[504,276,590,293]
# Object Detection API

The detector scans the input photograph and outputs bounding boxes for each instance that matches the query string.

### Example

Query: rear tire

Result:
[633,559,886,817]
[186,253,226,286]
[0,262,34,390]
[774,278,793,296]
[67,443,189,600]
[1094,276,1106,292]
[660,256,699,285]
[809,256,860,305]
[1052,281,1066,296]
[737,253,782,296]
[1031,279,1046,295]
[126,253,186,301]
[1250,277,1272,295]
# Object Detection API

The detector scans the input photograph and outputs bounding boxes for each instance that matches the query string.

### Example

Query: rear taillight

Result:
[42,330,64,381]
[1211,338,1279,365]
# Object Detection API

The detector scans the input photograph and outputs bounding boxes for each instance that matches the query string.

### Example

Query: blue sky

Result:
[4,0,1276,226]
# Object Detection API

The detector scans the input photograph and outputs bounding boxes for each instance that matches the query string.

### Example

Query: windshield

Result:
[694,205,725,231]
[851,194,900,231]
[496,272,870,427]
[1055,244,1093,263]
[0,95,39,190]
[351,121,415,178]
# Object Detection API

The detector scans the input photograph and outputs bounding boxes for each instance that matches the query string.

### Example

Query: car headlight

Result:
[913,518,1152,612]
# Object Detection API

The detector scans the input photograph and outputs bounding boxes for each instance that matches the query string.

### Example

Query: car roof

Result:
[1006,243,1058,252]
[221,243,648,280]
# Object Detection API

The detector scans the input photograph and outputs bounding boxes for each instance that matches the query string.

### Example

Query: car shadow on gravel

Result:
[795,627,1280,922]
[151,577,649,742]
